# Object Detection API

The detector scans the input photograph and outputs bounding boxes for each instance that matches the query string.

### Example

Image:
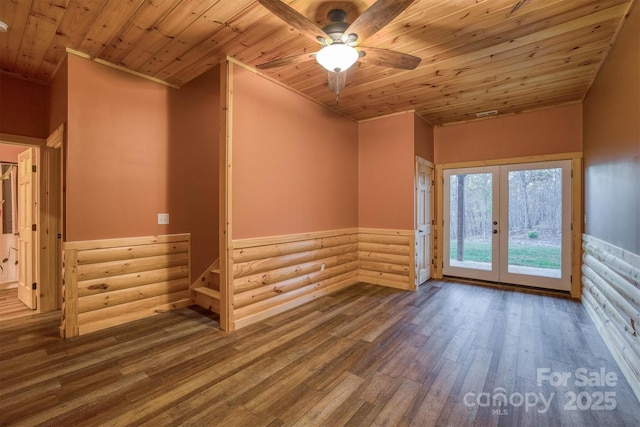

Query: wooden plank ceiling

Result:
[0,0,635,125]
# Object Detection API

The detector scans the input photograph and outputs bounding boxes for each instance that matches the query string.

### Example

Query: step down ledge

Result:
[194,287,220,299]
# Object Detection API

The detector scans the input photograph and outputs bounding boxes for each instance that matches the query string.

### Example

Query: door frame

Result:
[1,131,64,312]
[415,156,434,286]
[434,152,583,298]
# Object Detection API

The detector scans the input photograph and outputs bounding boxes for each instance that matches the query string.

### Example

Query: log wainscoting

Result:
[582,234,640,402]
[232,229,360,329]
[359,228,416,291]
[231,228,416,329]
[61,234,191,338]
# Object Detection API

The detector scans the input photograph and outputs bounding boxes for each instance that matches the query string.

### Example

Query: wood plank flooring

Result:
[1,281,639,426]
[0,288,37,322]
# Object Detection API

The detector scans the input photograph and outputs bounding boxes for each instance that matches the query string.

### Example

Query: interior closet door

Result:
[415,160,433,285]
[17,148,37,309]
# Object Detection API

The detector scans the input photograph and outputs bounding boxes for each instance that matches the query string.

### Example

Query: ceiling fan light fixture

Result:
[316,43,359,73]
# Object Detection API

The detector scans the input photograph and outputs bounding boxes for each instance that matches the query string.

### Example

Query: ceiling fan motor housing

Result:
[322,9,350,43]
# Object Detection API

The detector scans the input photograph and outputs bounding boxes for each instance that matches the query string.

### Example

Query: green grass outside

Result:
[450,241,561,269]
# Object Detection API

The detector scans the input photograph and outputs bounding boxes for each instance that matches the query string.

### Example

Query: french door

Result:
[443,160,571,291]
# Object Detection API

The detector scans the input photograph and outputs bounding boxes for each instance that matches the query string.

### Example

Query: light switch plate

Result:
[158,213,169,225]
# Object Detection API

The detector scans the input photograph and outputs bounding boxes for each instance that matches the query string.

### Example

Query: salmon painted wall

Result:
[0,73,48,138]
[358,112,415,230]
[48,57,68,134]
[167,67,220,275]
[414,114,434,163]
[0,144,27,162]
[434,104,583,164]
[583,3,639,254]
[232,66,358,239]
[66,55,219,277]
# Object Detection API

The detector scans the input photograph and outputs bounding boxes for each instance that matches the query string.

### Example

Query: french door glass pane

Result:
[506,168,562,278]
[448,172,493,271]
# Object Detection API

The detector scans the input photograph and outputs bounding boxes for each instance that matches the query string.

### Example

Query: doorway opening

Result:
[0,143,39,315]
[442,160,572,292]
[0,129,63,318]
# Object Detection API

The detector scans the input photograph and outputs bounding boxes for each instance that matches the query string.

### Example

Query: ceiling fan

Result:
[256,0,421,101]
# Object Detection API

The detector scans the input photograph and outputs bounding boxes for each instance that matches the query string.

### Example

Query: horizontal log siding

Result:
[232,229,359,329]
[358,229,416,290]
[582,234,640,402]
[62,234,191,337]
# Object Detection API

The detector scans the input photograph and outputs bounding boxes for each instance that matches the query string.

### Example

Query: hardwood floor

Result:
[1,281,638,426]
[0,288,37,322]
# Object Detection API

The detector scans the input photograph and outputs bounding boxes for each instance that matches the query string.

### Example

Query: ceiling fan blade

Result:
[342,0,415,44]
[258,0,331,45]
[256,52,317,70]
[359,47,421,70]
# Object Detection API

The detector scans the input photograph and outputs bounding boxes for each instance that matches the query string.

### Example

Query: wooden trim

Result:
[0,133,45,146]
[233,228,359,249]
[40,144,62,312]
[416,156,434,169]
[571,157,583,298]
[219,60,233,332]
[358,228,413,236]
[434,167,444,279]
[66,48,179,89]
[65,233,190,251]
[357,110,415,124]
[414,112,435,127]
[62,249,79,338]
[437,152,582,171]
[46,124,64,148]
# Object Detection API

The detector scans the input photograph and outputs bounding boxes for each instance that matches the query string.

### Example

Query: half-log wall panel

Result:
[232,229,360,329]
[62,234,191,337]
[582,234,640,402]
[358,229,416,291]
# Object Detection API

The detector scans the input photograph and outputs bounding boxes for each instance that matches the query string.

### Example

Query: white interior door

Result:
[415,160,433,285]
[17,147,37,309]
[443,161,571,291]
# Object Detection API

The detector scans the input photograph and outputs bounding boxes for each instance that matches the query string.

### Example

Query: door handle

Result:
[493,230,498,234]
[493,221,498,225]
